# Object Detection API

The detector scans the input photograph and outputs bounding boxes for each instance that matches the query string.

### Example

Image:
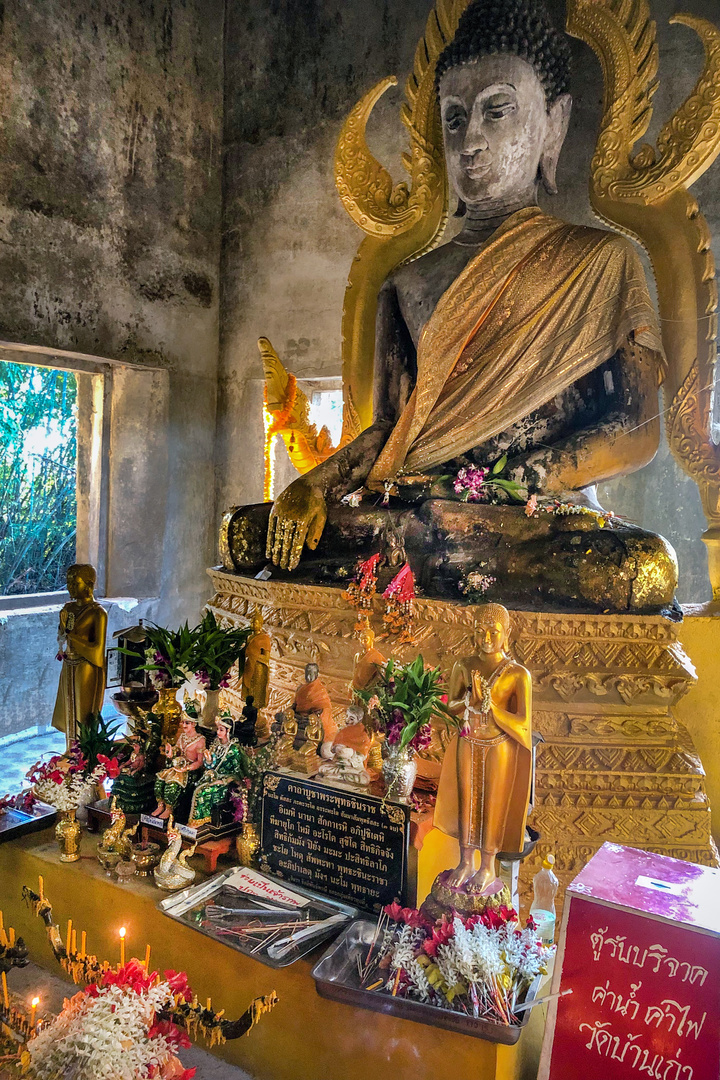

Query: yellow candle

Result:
[80,931,86,959]
[206,997,212,1012]
[8,928,15,947]
[71,930,77,956]
[144,944,151,971]
[0,910,5,946]
[65,920,72,956]
[2,972,8,1011]
[38,876,43,900]
[30,997,39,1028]
[119,927,126,968]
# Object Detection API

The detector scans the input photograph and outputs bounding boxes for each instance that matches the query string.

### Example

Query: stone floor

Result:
[2,962,251,1079]
[0,728,66,798]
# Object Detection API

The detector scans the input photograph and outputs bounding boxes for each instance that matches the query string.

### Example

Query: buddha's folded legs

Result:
[221,498,677,614]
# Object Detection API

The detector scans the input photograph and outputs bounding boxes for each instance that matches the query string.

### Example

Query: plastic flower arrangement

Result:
[359,902,553,1024]
[136,614,250,692]
[191,610,251,692]
[359,656,453,754]
[24,960,197,1080]
[26,746,119,812]
[138,623,199,690]
[452,455,525,504]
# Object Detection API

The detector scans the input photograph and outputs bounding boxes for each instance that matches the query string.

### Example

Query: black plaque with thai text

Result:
[259,771,411,913]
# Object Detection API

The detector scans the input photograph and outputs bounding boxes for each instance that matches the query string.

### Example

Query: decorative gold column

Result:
[207,569,717,911]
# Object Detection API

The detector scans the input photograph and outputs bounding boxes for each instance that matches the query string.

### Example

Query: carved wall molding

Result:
[208,571,716,913]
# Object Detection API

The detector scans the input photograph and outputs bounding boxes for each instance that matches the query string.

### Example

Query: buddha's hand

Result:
[266,476,328,571]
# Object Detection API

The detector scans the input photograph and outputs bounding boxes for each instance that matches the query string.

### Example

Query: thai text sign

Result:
[259,770,410,913]
[540,844,720,1080]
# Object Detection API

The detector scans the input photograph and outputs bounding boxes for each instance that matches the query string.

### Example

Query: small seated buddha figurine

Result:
[151,709,206,820]
[433,603,532,900]
[222,0,676,615]
[188,711,251,827]
[52,564,108,751]
[291,663,337,742]
[242,608,271,708]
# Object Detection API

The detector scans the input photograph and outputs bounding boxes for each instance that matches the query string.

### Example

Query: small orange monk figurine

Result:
[292,662,336,742]
[433,603,532,899]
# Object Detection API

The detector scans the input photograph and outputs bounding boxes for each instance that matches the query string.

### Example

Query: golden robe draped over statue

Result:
[367,207,664,486]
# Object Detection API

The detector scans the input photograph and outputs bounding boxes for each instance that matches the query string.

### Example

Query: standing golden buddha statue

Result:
[242,608,271,708]
[432,603,532,905]
[52,564,108,751]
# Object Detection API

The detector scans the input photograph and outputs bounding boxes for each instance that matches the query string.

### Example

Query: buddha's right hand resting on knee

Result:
[266,422,393,571]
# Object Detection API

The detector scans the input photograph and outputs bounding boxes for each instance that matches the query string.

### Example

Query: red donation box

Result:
[539,843,720,1080]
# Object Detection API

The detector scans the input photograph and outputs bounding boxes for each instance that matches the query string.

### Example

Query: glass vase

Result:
[55,809,81,862]
[381,744,417,803]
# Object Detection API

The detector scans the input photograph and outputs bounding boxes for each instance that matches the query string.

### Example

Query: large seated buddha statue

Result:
[222,0,681,614]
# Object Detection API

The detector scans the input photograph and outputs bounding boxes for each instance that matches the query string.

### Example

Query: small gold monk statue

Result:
[433,603,532,897]
[274,712,298,768]
[351,618,386,696]
[52,564,108,751]
[292,662,336,742]
[291,713,324,775]
[242,608,271,708]
[351,620,386,769]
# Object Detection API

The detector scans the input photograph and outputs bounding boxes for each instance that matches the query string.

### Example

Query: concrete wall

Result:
[216,0,720,606]
[0,0,224,624]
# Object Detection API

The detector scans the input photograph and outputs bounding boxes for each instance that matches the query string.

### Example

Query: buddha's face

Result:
[439,54,569,208]
[476,619,507,655]
[305,664,319,683]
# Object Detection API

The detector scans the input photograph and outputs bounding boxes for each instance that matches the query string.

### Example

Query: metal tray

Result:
[0,800,57,844]
[312,918,541,1043]
[158,866,359,969]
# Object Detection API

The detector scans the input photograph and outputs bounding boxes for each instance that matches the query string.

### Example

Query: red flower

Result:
[148,1019,192,1050]
[85,983,99,998]
[49,770,66,785]
[422,916,455,958]
[384,901,404,923]
[97,755,121,779]
[164,969,192,1002]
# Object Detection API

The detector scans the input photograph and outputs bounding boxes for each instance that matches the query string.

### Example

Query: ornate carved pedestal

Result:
[207,569,717,909]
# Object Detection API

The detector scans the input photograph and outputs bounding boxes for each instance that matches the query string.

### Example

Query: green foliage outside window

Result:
[0,361,77,595]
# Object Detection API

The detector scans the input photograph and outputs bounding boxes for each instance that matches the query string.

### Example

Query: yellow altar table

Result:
[1,828,544,1080]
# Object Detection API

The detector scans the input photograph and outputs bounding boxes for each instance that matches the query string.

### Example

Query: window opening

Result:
[0,361,77,596]
[309,389,343,448]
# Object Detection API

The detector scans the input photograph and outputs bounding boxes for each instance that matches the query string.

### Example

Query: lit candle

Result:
[80,931,87,959]
[38,876,43,900]
[144,944,151,971]
[206,997,212,1012]
[1,972,8,1011]
[30,997,39,1028]
[0,910,5,947]
[119,926,126,968]
[71,930,77,956]
[65,920,72,956]
[8,927,15,947]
